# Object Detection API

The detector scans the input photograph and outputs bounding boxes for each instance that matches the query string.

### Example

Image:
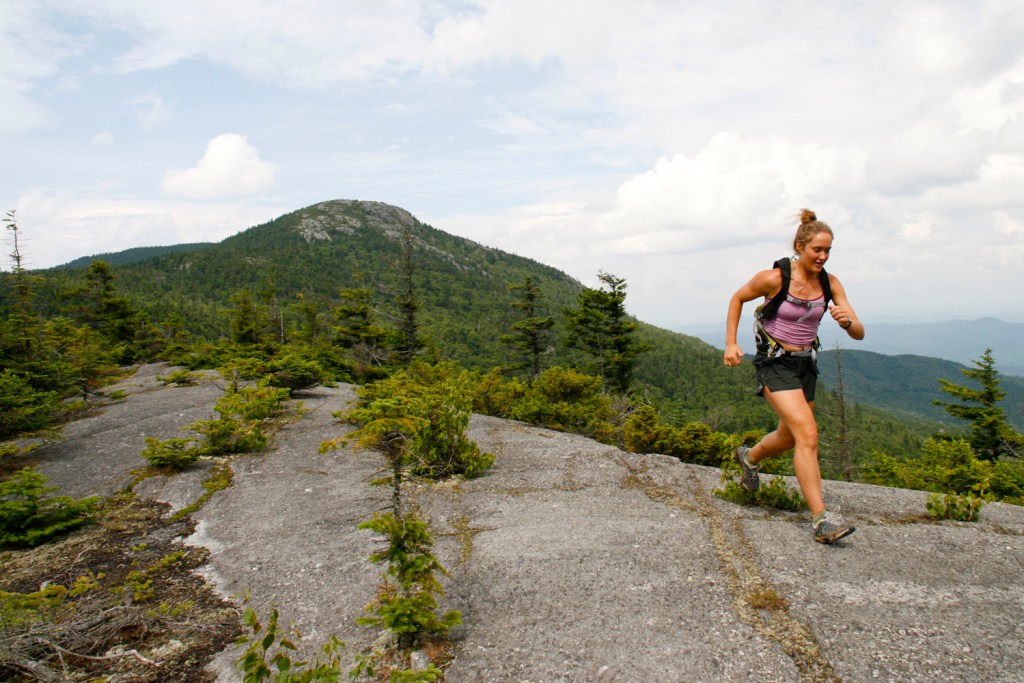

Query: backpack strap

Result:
[756,258,793,321]
[757,257,832,321]
[753,257,833,357]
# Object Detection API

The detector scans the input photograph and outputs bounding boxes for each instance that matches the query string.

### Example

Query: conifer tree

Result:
[228,289,264,345]
[393,227,422,366]
[500,276,555,379]
[332,283,394,381]
[1,211,43,367]
[563,271,649,394]
[934,348,1021,461]
[61,259,160,361]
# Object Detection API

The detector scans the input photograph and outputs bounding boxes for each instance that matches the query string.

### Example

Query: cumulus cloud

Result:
[13,190,287,268]
[595,133,869,253]
[162,134,275,199]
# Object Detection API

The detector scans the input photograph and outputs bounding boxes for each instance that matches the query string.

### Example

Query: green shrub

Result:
[512,366,618,442]
[264,352,324,392]
[714,456,806,512]
[0,467,99,548]
[187,382,291,455]
[234,605,346,682]
[216,382,292,421]
[192,416,267,455]
[346,361,493,480]
[863,437,1024,505]
[624,404,734,466]
[359,511,461,648]
[156,368,200,385]
[140,436,201,469]
[0,369,59,438]
[927,482,988,522]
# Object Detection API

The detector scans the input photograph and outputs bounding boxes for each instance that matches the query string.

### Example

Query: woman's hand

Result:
[828,304,854,329]
[724,343,744,367]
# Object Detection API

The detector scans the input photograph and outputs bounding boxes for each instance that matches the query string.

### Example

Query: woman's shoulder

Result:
[752,267,784,296]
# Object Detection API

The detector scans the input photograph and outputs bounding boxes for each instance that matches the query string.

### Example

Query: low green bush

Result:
[624,404,734,466]
[234,606,345,682]
[0,467,99,548]
[359,511,462,648]
[140,436,201,469]
[474,366,618,444]
[345,361,493,480]
[864,437,1024,505]
[0,369,59,438]
[264,352,324,392]
[156,368,200,386]
[714,456,806,512]
[926,482,988,522]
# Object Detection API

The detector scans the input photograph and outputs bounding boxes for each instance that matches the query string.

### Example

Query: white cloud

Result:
[596,133,869,252]
[130,93,172,128]
[0,1,77,135]
[91,130,114,145]
[162,134,275,199]
[12,190,287,268]
[951,58,1024,134]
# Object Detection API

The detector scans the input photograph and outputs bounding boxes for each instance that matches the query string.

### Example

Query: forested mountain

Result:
[35,199,972,452]
[817,349,1024,430]
[57,243,214,269]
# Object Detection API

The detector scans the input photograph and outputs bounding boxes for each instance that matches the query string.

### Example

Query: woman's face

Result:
[796,231,832,272]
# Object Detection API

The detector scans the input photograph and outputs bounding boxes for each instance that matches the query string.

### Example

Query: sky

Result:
[3,0,1024,332]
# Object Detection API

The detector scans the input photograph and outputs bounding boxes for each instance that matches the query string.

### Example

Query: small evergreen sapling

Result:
[0,467,98,548]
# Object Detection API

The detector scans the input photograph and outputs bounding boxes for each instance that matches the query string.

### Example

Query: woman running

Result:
[724,209,864,544]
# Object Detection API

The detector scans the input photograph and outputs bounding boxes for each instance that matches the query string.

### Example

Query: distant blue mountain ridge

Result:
[678,316,1024,379]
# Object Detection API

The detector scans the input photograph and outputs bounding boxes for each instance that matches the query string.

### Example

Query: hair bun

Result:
[800,208,817,225]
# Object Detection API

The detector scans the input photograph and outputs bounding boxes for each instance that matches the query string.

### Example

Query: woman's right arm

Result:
[724,270,777,367]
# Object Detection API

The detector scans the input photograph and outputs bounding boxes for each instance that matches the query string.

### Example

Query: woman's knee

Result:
[792,427,818,450]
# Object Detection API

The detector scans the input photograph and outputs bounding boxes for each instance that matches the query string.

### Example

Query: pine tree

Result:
[1,211,44,367]
[61,259,160,361]
[563,271,649,394]
[500,277,555,379]
[393,227,422,366]
[228,289,264,345]
[332,283,394,381]
[933,348,1020,461]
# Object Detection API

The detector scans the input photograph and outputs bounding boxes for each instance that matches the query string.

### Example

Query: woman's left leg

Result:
[761,388,824,516]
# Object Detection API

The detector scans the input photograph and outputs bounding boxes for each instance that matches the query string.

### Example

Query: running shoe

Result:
[813,510,856,544]
[735,446,759,493]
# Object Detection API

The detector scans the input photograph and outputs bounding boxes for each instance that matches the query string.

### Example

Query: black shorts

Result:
[754,352,818,402]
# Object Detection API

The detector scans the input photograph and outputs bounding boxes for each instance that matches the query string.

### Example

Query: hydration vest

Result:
[753,257,833,358]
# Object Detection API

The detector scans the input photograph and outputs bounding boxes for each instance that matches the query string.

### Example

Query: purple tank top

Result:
[762,294,826,347]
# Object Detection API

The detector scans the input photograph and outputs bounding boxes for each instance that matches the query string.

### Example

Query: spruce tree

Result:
[933,348,1020,461]
[228,289,264,345]
[563,271,648,393]
[332,284,394,381]
[500,276,555,379]
[393,227,422,366]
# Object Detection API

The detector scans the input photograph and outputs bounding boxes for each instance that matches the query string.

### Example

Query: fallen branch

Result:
[46,640,162,668]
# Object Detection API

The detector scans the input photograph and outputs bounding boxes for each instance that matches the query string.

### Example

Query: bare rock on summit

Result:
[22,364,1024,682]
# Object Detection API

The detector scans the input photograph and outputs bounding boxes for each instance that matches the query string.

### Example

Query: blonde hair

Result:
[793,208,833,252]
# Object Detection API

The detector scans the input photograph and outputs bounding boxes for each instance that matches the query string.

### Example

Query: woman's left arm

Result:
[827,275,865,340]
